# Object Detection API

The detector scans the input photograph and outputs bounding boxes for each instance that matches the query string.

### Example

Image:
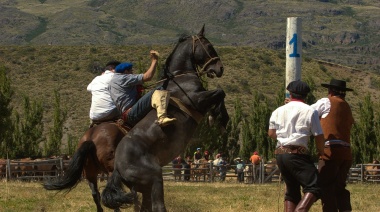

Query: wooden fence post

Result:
[6,159,11,181]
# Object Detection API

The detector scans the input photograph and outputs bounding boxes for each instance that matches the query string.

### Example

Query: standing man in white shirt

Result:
[268,80,325,212]
[87,61,121,124]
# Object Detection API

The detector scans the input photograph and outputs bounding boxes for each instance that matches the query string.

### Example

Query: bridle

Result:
[150,34,221,86]
[191,35,220,77]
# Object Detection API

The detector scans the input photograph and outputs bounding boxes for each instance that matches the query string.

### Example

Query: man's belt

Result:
[324,140,350,147]
[275,145,309,155]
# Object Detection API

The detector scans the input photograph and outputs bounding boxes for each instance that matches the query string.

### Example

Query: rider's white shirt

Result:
[87,70,118,120]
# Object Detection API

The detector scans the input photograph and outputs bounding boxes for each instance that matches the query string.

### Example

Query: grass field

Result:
[0,180,379,212]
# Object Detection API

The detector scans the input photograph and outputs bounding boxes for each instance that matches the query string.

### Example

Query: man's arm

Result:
[142,50,159,82]
[315,134,325,156]
[268,129,277,139]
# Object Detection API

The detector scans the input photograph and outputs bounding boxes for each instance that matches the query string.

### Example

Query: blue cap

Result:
[115,62,133,73]
[197,148,201,150]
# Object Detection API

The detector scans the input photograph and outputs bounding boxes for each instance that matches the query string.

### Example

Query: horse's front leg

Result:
[197,89,229,128]
[209,99,229,129]
[197,88,226,110]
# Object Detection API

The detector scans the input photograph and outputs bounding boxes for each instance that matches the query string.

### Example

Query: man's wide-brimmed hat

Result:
[321,79,353,91]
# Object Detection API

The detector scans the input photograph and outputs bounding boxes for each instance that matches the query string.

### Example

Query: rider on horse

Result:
[109,50,176,127]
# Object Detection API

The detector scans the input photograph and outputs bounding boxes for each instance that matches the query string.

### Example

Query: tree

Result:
[0,66,14,158]
[240,92,273,161]
[44,89,67,156]
[225,98,243,162]
[351,94,377,163]
[13,95,44,158]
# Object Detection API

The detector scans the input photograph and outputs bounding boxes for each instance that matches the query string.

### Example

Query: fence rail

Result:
[0,159,379,184]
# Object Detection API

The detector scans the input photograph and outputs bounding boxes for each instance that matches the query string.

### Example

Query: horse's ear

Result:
[198,24,205,37]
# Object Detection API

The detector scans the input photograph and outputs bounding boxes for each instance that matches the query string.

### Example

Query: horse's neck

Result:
[167,48,194,74]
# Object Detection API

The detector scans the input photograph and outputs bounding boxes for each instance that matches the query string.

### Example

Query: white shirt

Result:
[269,101,323,149]
[87,70,118,120]
[311,97,331,118]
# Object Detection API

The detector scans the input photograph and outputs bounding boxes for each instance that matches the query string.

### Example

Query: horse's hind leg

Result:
[87,176,104,212]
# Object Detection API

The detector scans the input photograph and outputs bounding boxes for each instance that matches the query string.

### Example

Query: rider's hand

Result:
[150,50,159,60]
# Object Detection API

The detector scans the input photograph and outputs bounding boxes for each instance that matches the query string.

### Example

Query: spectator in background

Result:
[172,155,185,181]
[250,151,261,165]
[311,79,354,212]
[184,158,192,181]
[204,150,211,161]
[193,148,202,163]
[250,151,262,182]
[234,157,245,183]
[213,153,222,167]
[218,156,228,181]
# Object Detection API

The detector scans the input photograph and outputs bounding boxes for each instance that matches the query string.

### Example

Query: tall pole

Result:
[285,17,302,98]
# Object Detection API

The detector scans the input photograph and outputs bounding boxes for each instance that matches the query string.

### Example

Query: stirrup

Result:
[156,117,177,127]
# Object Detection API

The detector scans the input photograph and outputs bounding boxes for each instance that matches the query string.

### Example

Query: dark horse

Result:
[101,26,228,212]
[43,122,126,212]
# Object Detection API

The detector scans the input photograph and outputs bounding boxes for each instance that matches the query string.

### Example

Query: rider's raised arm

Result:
[142,50,159,82]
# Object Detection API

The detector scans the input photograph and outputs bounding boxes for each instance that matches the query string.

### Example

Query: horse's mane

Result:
[162,34,192,74]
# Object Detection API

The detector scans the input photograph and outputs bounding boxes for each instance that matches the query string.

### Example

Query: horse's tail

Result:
[43,140,94,191]
[101,169,135,209]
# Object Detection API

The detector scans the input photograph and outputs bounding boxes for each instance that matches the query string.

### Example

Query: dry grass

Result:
[0,180,379,212]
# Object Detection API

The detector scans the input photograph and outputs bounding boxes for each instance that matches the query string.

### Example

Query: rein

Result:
[169,97,203,124]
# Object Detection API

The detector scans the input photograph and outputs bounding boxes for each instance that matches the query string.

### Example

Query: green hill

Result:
[1,45,379,142]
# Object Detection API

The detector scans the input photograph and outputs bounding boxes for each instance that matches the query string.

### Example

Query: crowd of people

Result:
[86,52,354,212]
[171,148,262,183]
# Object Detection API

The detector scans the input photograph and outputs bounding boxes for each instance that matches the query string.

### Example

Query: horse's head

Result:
[164,25,224,78]
[192,25,224,78]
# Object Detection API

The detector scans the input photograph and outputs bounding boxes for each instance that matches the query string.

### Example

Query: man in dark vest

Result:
[311,79,354,212]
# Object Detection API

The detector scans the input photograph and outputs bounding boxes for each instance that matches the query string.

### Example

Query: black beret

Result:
[287,80,310,95]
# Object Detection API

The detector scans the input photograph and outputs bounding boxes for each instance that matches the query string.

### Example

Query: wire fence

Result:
[0,158,379,183]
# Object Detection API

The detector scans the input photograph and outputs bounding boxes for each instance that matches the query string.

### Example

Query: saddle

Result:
[89,119,130,135]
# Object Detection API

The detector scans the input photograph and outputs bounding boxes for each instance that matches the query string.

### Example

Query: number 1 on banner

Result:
[289,33,300,58]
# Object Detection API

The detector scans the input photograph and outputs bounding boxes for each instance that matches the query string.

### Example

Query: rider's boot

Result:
[151,90,177,127]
